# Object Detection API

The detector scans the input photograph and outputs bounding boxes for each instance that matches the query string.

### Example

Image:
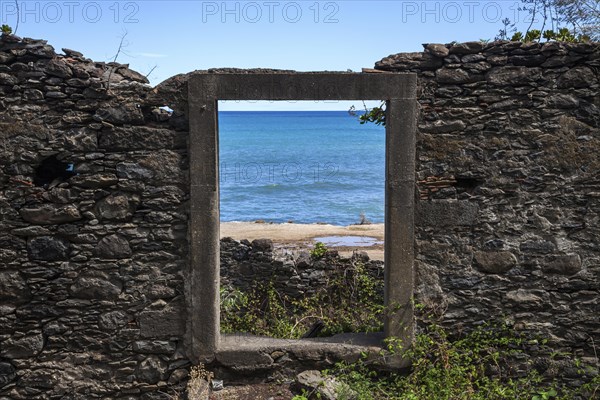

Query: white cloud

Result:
[136,52,168,58]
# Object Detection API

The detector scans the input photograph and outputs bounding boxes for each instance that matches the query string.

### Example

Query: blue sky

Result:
[1,1,534,109]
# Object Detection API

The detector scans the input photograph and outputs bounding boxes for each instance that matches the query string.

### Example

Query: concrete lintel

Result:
[190,73,416,101]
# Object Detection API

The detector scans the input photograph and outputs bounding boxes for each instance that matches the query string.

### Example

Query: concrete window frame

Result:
[186,73,417,363]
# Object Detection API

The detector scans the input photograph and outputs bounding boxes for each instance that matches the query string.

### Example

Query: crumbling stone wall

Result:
[376,41,600,356]
[0,35,190,398]
[220,237,383,299]
[1,32,599,397]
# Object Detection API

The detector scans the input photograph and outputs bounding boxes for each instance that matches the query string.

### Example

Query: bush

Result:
[220,259,384,338]
[328,321,600,400]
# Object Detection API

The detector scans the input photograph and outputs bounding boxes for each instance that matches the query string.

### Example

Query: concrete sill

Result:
[211,332,409,380]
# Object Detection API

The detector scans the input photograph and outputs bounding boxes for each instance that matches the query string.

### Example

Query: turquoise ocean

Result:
[218,111,385,226]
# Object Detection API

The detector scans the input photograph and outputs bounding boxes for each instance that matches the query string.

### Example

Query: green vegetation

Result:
[509,27,590,42]
[497,0,598,42]
[349,102,386,127]
[1,24,12,35]
[220,259,384,338]
[219,254,599,399]
[310,241,328,259]
[323,321,600,400]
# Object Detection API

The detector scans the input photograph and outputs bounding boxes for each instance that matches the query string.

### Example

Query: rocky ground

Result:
[220,221,385,260]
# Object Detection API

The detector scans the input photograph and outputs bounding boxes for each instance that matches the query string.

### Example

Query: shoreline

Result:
[220,221,385,260]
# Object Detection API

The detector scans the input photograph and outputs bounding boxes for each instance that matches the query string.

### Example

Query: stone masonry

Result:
[376,40,600,356]
[0,34,190,398]
[0,32,598,398]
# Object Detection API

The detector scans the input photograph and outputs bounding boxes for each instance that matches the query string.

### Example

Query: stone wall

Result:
[220,237,383,299]
[375,41,600,356]
[1,32,599,398]
[0,35,190,398]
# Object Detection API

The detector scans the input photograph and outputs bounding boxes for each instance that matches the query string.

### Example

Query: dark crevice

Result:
[33,155,76,187]
[454,177,484,193]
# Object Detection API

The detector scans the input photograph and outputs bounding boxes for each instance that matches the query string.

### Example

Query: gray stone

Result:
[139,301,185,338]
[96,234,131,259]
[98,115,168,140]
[520,240,556,254]
[544,254,582,275]
[145,283,176,299]
[11,226,52,236]
[426,43,449,58]
[94,104,144,125]
[462,54,486,63]
[116,162,154,180]
[62,128,98,151]
[132,340,176,354]
[117,66,150,83]
[252,238,273,252]
[66,78,89,87]
[473,251,517,274]
[70,274,122,300]
[486,66,541,85]
[45,91,68,99]
[0,52,15,64]
[546,94,579,109]
[138,150,183,183]
[69,173,118,188]
[487,55,508,65]
[506,289,543,305]
[45,59,73,78]
[1,332,44,358]
[558,66,596,88]
[136,355,167,384]
[27,236,70,261]
[295,370,356,400]
[374,52,443,71]
[0,271,30,304]
[509,54,546,66]
[216,349,274,367]
[168,368,189,385]
[436,68,472,84]
[449,41,484,54]
[98,310,130,330]
[419,119,466,133]
[541,55,583,68]
[20,204,81,224]
[0,248,17,263]
[415,261,445,307]
[46,188,78,204]
[0,361,16,386]
[95,194,138,221]
[18,369,56,389]
[23,88,44,100]
[62,47,84,57]
[417,201,479,227]
[0,72,18,85]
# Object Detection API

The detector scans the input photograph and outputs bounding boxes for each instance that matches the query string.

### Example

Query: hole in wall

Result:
[33,155,76,188]
[454,176,484,193]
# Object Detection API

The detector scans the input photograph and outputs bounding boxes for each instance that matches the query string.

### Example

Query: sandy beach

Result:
[220,222,385,260]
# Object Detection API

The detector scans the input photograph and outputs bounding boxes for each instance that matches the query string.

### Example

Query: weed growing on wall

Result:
[324,320,600,400]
